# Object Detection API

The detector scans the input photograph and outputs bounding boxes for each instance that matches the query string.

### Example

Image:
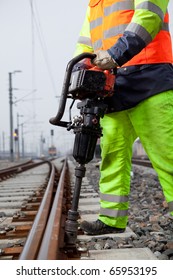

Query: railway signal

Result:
[13,128,18,141]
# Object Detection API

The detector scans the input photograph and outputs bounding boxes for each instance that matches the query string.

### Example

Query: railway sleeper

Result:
[0,247,23,259]
[0,224,31,239]
[21,202,40,211]
[12,211,37,222]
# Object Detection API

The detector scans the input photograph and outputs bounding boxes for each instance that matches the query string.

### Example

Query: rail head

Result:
[18,159,70,260]
[18,161,56,260]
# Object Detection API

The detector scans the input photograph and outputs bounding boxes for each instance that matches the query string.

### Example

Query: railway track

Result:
[0,157,168,260]
[0,158,69,259]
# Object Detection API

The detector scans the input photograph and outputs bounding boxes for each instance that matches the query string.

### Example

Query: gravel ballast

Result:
[83,160,173,260]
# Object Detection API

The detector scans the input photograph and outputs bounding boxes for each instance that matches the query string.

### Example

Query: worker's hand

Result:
[92,50,118,70]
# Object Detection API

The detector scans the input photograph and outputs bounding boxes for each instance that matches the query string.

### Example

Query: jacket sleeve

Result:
[73,6,94,57]
[108,0,169,66]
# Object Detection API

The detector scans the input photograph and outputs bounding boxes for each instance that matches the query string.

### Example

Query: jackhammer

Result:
[49,53,116,246]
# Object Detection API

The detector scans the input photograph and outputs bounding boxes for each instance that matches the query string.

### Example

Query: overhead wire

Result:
[30,0,36,92]
[29,0,57,96]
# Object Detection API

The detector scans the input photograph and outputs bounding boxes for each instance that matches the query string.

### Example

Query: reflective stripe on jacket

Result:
[75,0,173,67]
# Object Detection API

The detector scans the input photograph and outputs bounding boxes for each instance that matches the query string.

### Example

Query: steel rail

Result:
[37,159,68,260]
[18,161,55,260]
[0,160,49,181]
[0,159,32,172]
[132,158,153,168]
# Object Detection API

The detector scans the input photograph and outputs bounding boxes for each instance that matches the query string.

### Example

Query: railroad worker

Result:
[74,0,173,235]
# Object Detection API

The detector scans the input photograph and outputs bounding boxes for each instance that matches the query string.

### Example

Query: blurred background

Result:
[0,0,172,160]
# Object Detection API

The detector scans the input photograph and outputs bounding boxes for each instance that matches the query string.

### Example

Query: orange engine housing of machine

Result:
[68,66,115,100]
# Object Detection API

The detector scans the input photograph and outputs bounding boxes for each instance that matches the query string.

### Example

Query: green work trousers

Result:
[99,90,173,228]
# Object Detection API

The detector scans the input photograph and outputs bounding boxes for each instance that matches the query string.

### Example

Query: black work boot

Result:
[80,219,125,235]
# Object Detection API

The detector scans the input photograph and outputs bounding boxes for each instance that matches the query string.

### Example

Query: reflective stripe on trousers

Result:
[99,90,173,228]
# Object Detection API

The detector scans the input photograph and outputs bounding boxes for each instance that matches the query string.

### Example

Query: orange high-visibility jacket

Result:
[75,0,173,67]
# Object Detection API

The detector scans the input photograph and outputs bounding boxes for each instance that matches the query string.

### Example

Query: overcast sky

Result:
[0,0,89,156]
[0,0,173,156]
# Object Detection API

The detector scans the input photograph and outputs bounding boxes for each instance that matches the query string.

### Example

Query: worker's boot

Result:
[80,219,125,235]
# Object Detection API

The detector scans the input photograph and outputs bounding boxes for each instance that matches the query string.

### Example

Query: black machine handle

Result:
[49,52,96,127]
